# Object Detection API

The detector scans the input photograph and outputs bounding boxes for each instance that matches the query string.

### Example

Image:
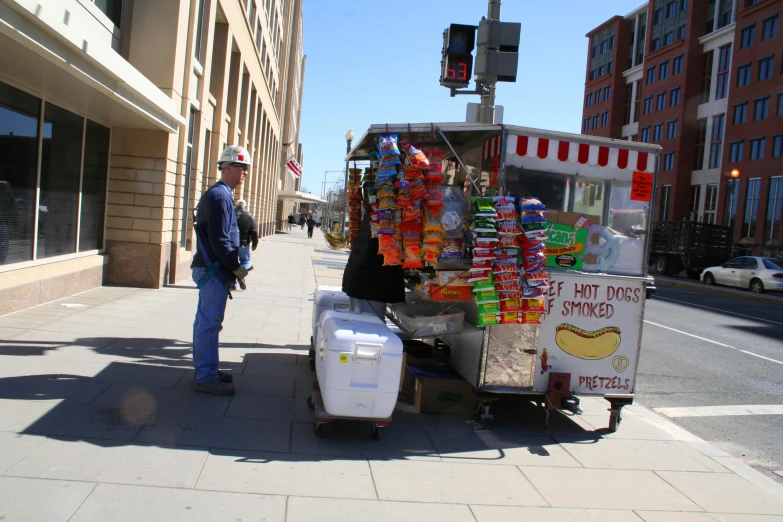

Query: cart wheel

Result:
[609,410,622,432]
[314,422,325,438]
[306,395,315,410]
[371,424,381,441]
[309,359,315,371]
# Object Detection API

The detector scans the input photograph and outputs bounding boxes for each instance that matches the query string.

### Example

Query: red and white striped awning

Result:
[487,134,655,174]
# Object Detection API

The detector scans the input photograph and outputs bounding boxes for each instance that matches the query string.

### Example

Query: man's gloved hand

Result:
[233,267,249,279]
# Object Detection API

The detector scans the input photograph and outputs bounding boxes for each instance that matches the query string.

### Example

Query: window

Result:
[733,102,748,124]
[591,45,598,59]
[601,111,609,127]
[709,114,724,169]
[664,152,675,170]
[716,44,732,99]
[673,54,683,74]
[624,83,633,124]
[608,61,613,74]
[667,1,677,17]
[680,0,688,11]
[664,32,674,46]
[754,97,769,120]
[654,123,664,141]
[641,126,651,142]
[736,63,752,87]
[694,118,707,169]
[745,0,762,6]
[255,23,262,50]
[701,51,714,103]
[593,114,600,128]
[690,185,701,220]
[773,135,783,158]
[670,87,681,106]
[740,24,755,48]
[778,93,783,116]
[595,89,601,104]
[743,178,761,238]
[646,66,655,84]
[729,141,744,162]
[657,92,667,111]
[724,179,739,232]
[660,185,672,220]
[667,120,678,138]
[762,14,778,40]
[644,96,653,114]
[633,80,641,123]
[601,41,608,54]
[604,85,611,102]
[655,8,664,24]
[766,177,783,242]
[750,137,765,160]
[585,93,592,108]
[94,0,123,27]
[599,65,606,76]
[180,109,197,246]
[758,56,774,81]
[583,118,590,132]
[660,61,669,80]
[194,0,207,60]
[80,121,110,252]
[704,183,718,224]
[678,26,687,40]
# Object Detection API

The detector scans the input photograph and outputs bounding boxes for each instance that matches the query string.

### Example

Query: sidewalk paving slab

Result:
[0,227,782,520]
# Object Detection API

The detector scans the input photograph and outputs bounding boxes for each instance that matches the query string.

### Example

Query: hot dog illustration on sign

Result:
[554,323,622,360]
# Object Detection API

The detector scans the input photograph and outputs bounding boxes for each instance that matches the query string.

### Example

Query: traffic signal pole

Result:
[479,0,502,124]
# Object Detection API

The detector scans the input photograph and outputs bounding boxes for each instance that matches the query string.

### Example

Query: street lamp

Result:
[729,168,740,179]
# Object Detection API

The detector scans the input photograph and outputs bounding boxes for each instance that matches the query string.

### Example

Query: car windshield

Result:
[762,258,783,270]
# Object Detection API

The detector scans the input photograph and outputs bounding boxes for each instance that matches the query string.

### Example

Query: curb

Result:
[653,276,783,306]
[628,401,783,499]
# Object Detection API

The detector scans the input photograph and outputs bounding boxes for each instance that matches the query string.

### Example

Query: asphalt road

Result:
[637,285,783,482]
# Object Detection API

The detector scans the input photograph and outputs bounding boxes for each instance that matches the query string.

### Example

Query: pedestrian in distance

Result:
[287,212,295,232]
[306,215,316,238]
[234,199,258,291]
[299,214,306,230]
[190,145,251,396]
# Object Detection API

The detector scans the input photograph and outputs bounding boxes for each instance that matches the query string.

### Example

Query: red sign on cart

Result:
[630,171,653,202]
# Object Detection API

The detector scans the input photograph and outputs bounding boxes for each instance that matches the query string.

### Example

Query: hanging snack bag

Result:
[402,243,423,269]
[383,250,403,266]
[499,312,521,325]
[520,311,541,324]
[440,240,463,259]
[401,200,423,224]
[518,197,547,212]
[474,289,499,303]
[378,233,398,253]
[521,212,546,225]
[426,181,443,202]
[500,299,523,313]
[522,298,548,313]
[403,143,430,168]
[378,134,400,155]
[410,178,428,201]
[402,166,426,180]
[472,277,495,292]
[493,197,517,221]
[423,149,443,172]
[477,301,500,315]
[472,197,497,218]
[477,313,500,327]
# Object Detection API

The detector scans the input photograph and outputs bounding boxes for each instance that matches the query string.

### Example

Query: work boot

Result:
[195,379,236,395]
[229,283,237,291]
[238,278,247,290]
[192,370,234,383]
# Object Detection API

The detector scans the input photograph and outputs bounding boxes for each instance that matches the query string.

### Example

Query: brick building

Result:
[582,0,782,255]
[0,0,307,315]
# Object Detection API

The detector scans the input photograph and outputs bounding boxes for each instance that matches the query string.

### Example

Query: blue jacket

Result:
[192,181,240,283]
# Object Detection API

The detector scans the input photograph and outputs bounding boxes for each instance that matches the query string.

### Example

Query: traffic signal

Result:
[440,23,477,88]
[475,20,521,83]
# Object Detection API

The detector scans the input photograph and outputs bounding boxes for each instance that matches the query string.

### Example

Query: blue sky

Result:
[297,0,644,196]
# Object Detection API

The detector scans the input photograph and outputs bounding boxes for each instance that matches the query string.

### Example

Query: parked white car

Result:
[701,257,783,293]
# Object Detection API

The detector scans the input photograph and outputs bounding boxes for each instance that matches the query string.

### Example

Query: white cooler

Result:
[311,286,351,346]
[316,310,403,419]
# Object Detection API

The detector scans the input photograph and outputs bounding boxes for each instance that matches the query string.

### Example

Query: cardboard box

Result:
[436,270,472,287]
[426,284,473,301]
[409,365,477,414]
[399,355,448,397]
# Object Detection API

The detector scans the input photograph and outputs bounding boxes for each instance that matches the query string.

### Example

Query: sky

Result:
[297,0,645,197]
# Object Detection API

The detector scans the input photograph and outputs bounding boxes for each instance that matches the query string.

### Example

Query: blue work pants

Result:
[192,267,229,383]
[238,243,252,269]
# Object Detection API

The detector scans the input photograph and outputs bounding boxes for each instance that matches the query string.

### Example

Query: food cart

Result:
[344,122,660,431]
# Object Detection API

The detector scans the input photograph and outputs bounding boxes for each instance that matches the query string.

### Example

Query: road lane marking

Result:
[652,295,783,327]
[655,404,783,418]
[644,320,783,365]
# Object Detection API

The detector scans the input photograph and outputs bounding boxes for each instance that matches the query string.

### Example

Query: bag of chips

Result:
[423,149,443,172]
[520,311,541,324]
[517,197,547,212]
[440,241,463,259]
[500,299,522,312]
[383,250,402,266]
[521,212,546,225]
[402,166,426,180]
[493,197,517,221]
[477,313,500,327]
[378,134,400,155]
[402,243,423,269]
[403,143,429,168]
[522,298,548,313]
[499,312,521,325]
[409,178,427,201]
[477,302,500,315]
[401,201,423,224]
[474,289,499,303]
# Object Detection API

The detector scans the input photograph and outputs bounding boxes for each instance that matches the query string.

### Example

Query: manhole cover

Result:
[314,249,349,256]
[312,259,347,270]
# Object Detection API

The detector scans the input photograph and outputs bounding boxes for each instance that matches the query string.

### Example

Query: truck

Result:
[648,220,732,278]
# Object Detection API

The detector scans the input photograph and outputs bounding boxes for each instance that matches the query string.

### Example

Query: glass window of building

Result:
[664,152,675,170]
[641,126,651,143]
[667,120,678,138]
[704,183,718,224]
[750,137,766,160]
[647,66,655,84]
[766,177,783,242]
[690,185,701,221]
[694,118,707,169]
[80,121,109,252]
[724,179,739,233]
[754,97,769,120]
[762,14,778,40]
[37,103,83,260]
[671,87,681,106]
[654,123,664,141]
[773,135,783,158]
[657,92,667,111]
[673,54,683,74]
[701,51,714,103]
[644,96,653,114]
[736,63,752,87]
[729,141,744,162]
[709,114,724,169]
[0,82,39,266]
[743,178,761,238]
[733,102,748,124]
[740,24,755,48]
[93,0,123,27]
[660,61,669,80]
[715,44,732,99]
[758,56,774,81]
[660,185,671,219]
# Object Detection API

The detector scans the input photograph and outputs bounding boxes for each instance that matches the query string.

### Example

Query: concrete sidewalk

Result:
[0,227,782,521]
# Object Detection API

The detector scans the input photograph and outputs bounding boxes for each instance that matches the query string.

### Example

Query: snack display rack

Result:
[345,123,660,431]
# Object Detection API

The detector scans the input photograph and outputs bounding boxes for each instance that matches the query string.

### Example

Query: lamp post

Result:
[342,129,355,235]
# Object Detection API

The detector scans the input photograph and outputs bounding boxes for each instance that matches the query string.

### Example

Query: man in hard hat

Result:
[190,145,251,395]
[234,199,258,290]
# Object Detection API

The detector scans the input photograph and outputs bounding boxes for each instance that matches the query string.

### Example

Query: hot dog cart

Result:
[345,122,661,431]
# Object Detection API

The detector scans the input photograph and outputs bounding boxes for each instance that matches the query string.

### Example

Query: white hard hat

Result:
[236,199,246,207]
[217,145,251,167]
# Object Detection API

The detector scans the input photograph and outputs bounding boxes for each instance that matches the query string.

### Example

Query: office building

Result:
[0,0,307,314]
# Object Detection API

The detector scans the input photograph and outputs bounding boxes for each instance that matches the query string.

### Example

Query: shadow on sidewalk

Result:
[0,348,606,463]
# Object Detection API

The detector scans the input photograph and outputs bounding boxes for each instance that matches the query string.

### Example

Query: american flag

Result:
[285,158,302,178]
